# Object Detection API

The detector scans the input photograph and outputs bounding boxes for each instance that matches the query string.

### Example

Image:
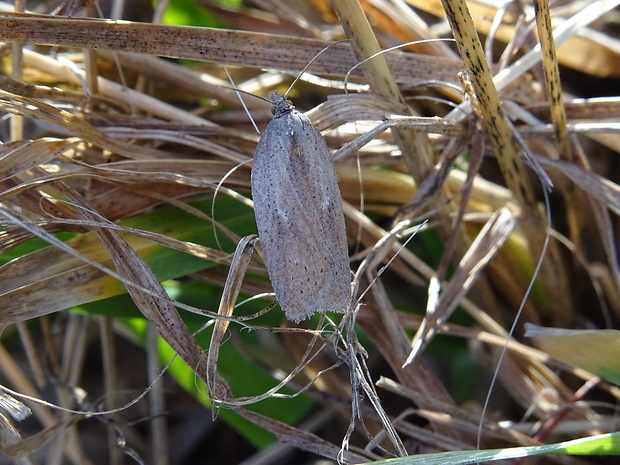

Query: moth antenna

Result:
[343,38,456,94]
[283,38,350,98]
[224,65,262,135]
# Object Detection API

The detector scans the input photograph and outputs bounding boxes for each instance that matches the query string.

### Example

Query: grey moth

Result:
[251,92,351,323]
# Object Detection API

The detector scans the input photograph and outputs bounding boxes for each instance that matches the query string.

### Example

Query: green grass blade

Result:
[365,432,620,464]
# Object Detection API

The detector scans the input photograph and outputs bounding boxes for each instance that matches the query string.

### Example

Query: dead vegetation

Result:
[0,0,619,463]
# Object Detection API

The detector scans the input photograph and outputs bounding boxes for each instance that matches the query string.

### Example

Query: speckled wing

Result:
[251,102,351,323]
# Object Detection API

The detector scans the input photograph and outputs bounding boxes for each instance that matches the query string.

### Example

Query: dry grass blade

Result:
[532,0,587,263]
[532,0,571,163]
[538,156,620,216]
[0,205,234,324]
[0,14,466,85]
[408,0,620,78]
[1,416,78,459]
[238,409,369,463]
[441,0,574,325]
[0,137,77,178]
[405,208,516,365]
[0,86,175,159]
[56,186,208,380]
[331,0,434,185]
[375,376,540,447]
[526,324,620,385]
[207,235,258,402]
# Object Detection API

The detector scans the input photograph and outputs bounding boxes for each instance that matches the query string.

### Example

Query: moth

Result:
[251,92,351,323]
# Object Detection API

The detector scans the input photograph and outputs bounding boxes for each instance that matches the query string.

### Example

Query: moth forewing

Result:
[251,92,351,323]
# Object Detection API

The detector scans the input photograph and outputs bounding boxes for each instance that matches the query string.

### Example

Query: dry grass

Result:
[0,0,619,463]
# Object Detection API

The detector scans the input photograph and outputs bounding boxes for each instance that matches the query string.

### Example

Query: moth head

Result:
[270,91,294,118]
